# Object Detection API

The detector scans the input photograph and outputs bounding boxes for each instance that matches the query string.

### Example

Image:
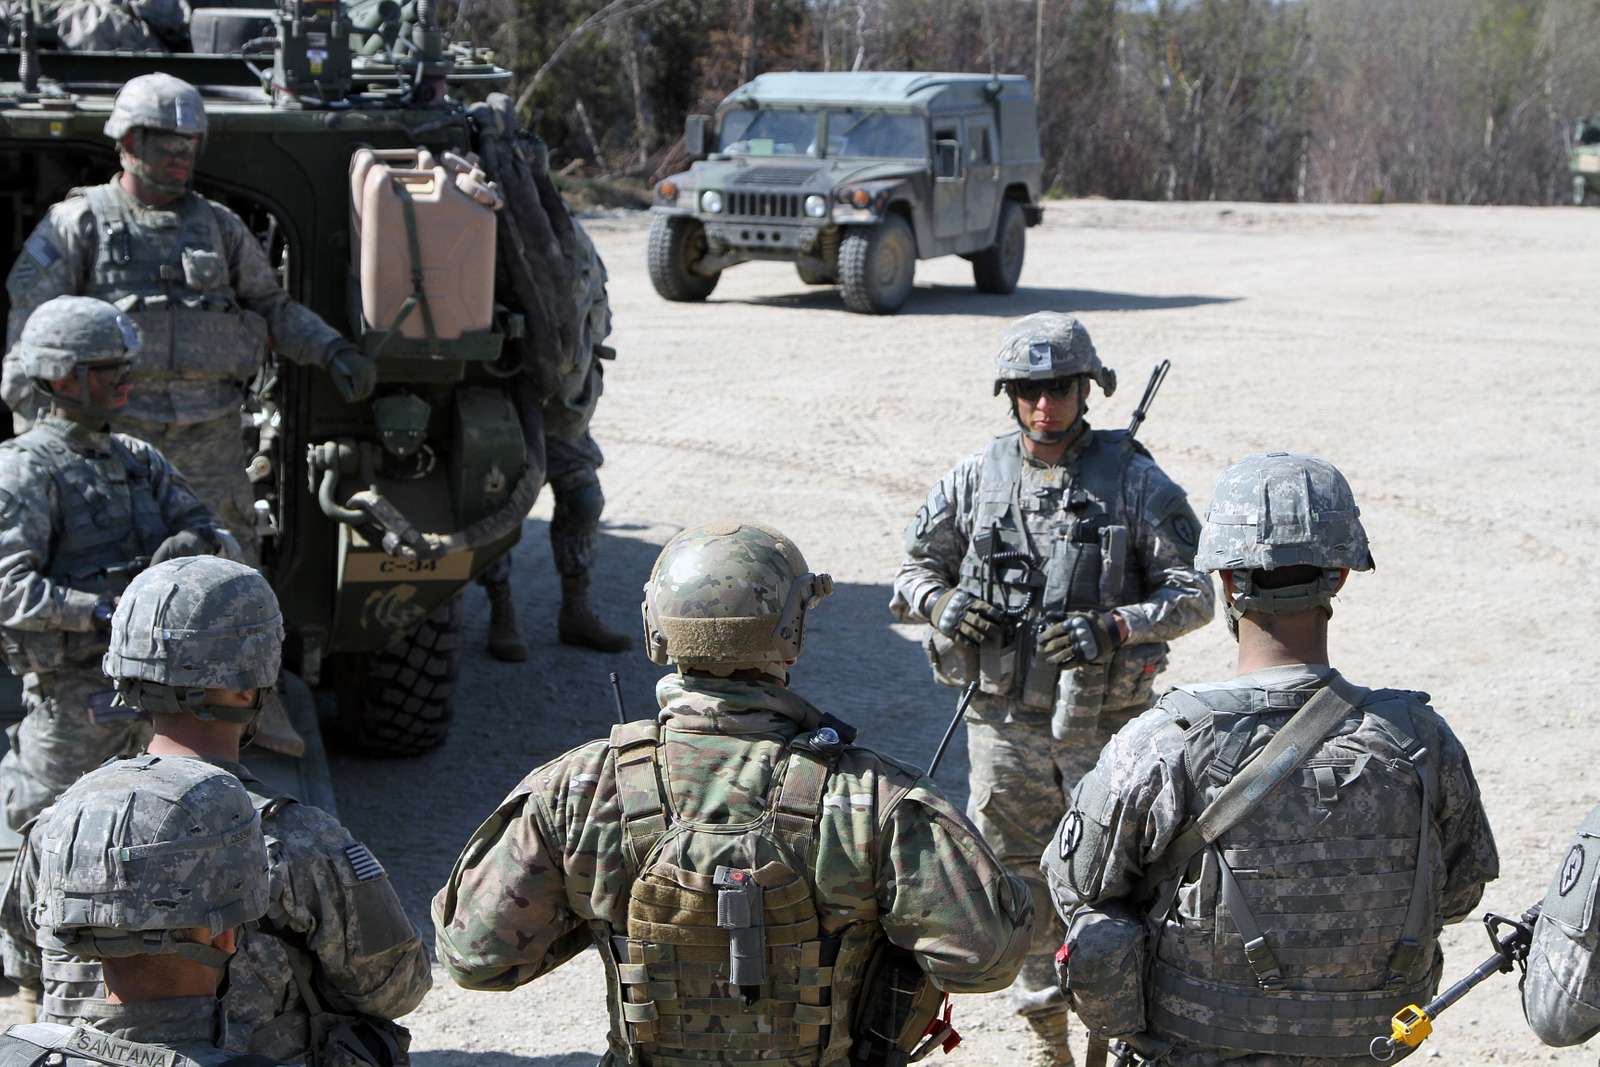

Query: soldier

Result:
[435,521,1034,1064]
[2,72,377,563]
[2,555,430,1065]
[479,220,630,661]
[1042,452,1500,1066]
[1521,803,1600,1047]
[0,756,270,1064]
[0,295,238,831]
[889,312,1214,1063]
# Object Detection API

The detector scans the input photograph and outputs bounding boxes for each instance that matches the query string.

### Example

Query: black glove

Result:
[91,595,116,635]
[1038,610,1125,668]
[327,345,377,403]
[150,527,222,566]
[929,587,1005,647]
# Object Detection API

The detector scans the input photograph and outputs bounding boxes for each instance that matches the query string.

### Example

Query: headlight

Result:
[804,194,827,218]
[700,190,723,214]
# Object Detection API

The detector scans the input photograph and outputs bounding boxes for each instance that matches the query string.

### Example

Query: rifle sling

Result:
[1136,675,1362,905]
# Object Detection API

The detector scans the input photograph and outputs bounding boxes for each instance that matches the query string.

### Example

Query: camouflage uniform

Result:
[0,754,271,1065]
[0,298,229,830]
[1,556,428,1065]
[1522,802,1600,1047]
[0,0,187,51]
[2,75,371,563]
[437,522,1033,1064]
[890,314,1213,1037]
[1041,454,1500,1065]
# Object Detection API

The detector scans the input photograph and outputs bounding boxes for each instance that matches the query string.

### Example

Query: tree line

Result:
[442,0,1600,205]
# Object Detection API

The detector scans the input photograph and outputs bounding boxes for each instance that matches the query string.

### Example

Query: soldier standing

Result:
[0,756,271,1064]
[2,555,430,1065]
[890,312,1213,1064]
[436,521,1034,1064]
[1,72,377,563]
[0,295,237,830]
[1042,452,1501,1065]
[479,220,630,661]
[1522,803,1600,1047]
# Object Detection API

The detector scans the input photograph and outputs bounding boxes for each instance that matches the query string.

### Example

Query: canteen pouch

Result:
[181,247,228,291]
[923,626,978,689]
[1061,902,1148,1038]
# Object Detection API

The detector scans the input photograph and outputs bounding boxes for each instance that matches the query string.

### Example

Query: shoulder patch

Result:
[343,842,385,882]
[22,235,59,270]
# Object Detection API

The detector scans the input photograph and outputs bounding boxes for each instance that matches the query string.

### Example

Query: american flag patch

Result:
[344,842,385,882]
[24,235,59,269]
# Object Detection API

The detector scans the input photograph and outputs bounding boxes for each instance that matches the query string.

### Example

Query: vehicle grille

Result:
[724,191,804,218]
[734,166,814,186]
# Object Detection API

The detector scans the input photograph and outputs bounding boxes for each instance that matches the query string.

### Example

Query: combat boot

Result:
[485,578,528,662]
[558,573,632,653]
[1023,1008,1075,1067]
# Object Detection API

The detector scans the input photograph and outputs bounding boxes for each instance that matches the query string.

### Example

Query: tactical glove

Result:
[149,527,222,566]
[929,587,1004,647]
[1039,610,1125,668]
[327,345,377,403]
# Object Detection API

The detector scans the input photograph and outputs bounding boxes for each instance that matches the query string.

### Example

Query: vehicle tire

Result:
[795,261,834,285]
[332,595,461,756]
[838,214,916,314]
[647,214,720,301]
[971,200,1026,294]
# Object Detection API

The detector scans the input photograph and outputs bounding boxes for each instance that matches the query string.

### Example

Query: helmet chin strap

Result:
[1010,388,1089,445]
[37,365,119,428]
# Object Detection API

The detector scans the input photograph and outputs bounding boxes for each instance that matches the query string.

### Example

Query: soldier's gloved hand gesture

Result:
[150,527,222,565]
[1039,610,1125,667]
[326,344,377,403]
[929,587,1005,647]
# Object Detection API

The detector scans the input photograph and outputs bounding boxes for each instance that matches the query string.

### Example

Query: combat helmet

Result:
[103,556,283,722]
[642,521,833,672]
[993,312,1117,397]
[1196,451,1374,629]
[30,756,268,967]
[17,295,139,416]
[103,73,208,141]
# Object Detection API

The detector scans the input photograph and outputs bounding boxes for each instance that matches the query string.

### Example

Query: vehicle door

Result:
[932,119,965,241]
[964,113,999,237]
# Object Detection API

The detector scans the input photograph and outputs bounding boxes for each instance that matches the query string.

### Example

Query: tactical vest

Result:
[0,422,169,673]
[1142,683,1443,1058]
[0,1023,258,1067]
[81,183,268,427]
[595,721,879,1067]
[950,429,1158,713]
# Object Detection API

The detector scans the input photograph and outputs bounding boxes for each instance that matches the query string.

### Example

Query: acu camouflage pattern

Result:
[0,1018,249,1067]
[1522,802,1600,1047]
[1195,453,1374,573]
[13,296,139,381]
[992,312,1115,396]
[433,673,1033,1060]
[643,523,833,670]
[0,0,188,53]
[103,75,208,142]
[1042,666,1501,1063]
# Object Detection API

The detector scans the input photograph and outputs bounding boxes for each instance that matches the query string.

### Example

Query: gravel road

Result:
[34,199,1600,1066]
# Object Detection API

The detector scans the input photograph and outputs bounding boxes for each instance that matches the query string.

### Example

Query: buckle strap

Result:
[610,721,666,873]
[1215,847,1283,989]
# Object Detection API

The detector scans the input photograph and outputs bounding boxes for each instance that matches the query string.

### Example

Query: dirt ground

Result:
[17,198,1599,1065]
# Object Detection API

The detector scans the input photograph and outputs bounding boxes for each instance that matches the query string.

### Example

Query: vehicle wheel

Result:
[971,200,1026,294]
[838,215,916,314]
[795,261,834,285]
[332,595,461,756]
[647,214,720,301]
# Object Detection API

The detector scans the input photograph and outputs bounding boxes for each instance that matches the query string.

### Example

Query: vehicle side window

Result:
[968,121,994,165]
[935,126,959,145]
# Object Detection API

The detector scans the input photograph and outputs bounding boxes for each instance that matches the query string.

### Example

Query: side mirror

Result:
[934,139,962,179]
[685,115,710,161]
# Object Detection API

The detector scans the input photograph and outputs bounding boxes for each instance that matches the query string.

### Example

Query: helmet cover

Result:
[16,296,139,381]
[103,73,208,141]
[993,312,1116,396]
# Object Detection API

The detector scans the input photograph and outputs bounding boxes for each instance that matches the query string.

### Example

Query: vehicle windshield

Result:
[717,108,820,156]
[823,108,926,159]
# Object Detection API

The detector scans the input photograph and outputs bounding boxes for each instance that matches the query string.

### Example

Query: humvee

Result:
[0,0,542,764]
[1573,115,1600,206]
[648,71,1044,315]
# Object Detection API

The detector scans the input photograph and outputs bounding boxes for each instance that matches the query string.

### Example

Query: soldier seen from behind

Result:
[0,295,238,830]
[890,312,1213,1064]
[435,521,1034,1065]
[1042,452,1500,1065]
[1521,802,1600,1048]
[0,756,270,1064]
[1,72,378,563]
[1,556,430,1065]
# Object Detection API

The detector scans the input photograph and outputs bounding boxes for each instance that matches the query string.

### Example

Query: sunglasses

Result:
[89,362,134,387]
[1009,378,1083,402]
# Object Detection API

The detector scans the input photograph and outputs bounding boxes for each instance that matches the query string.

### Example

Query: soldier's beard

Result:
[121,144,192,200]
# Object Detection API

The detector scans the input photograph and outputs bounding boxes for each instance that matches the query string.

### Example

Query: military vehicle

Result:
[648,71,1044,315]
[1572,115,1600,206]
[0,0,559,763]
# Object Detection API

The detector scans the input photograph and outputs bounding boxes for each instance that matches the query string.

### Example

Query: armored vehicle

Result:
[1572,115,1600,206]
[0,0,561,760]
[648,71,1044,315]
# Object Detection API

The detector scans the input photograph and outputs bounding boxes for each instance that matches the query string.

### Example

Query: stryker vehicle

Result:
[648,71,1044,315]
[0,0,547,762]
[1572,115,1600,206]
